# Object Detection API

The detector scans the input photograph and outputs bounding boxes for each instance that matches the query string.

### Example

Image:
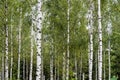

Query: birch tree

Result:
[50,39,53,80]
[29,8,34,80]
[2,31,5,80]
[88,0,94,80]
[98,0,102,80]
[62,52,66,80]
[107,0,112,80]
[17,8,22,80]
[10,9,13,80]
[66,0,70,80]
[36,0,42,79]
[5,0,9,80]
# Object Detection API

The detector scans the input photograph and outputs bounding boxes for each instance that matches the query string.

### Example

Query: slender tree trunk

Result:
[23,52,25,80]
[57,44,59,80]
[107,1,111,79]
[66,0,70,80]
[54,48,57,80]
[75,53,77,80]
[82,73,85,80]
[17,8,22,80]
[41,55,44,80]
[98,0,102,80]
[63,52,66,80]
[26,59,29,80]
[2,43,4,80]
[5,0,8,79]
[96,51,98,80]
[80,52,82,80]
[29,19,34,80]
[108,37,111,80]
[103,51,106,80]
[10,10,13,80]
[36,0,42,79]
[50,40,53,80]
[88,0,94,80]
[5,19,9,80]
[57,57,59,80]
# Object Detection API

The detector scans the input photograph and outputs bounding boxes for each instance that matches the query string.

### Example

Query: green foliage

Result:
[0,0,120,80]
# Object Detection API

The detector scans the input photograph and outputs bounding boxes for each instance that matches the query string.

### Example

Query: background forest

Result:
[0,0,120,80]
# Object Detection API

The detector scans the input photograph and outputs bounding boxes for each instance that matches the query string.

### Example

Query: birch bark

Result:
[2,38,5,80]
[66,0,70,80]
[17,8,22,80]
[5,0,9,79]
[29,19,34,80]
[50,40,53,80]
[88,0,94,80]
[62,52,66,80]
[107,0,111,79]
[36,0,42,80]
[10,14,13,80]
[98,0,102,80]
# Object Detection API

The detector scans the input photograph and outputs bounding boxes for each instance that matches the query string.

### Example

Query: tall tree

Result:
[50,39,53,80]
[66,0,70,80]
[10,9,13,80]
[107,0,112,80]
[36,0,42,79]
[17,8,22,80]
[88,0,94,80]
[5,0,9,80]
[98,0,102,80]
[29,7,34,80]
[62,52,66,80]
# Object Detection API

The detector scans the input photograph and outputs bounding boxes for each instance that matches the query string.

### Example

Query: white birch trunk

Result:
[80,53,82,80]
[50,40,53,80]
[82,73,85,80]
[62,52,66,80]
[2,47,4,80]
[17,8,22,80]
[75,53,77,80]
[10,9,13,80]
[5,20,8,80]
[36,0,42,80]
[10,16,13,80]
[88,0,94,80]
[5,0,8,79]
[98,0,102,80]
[54,48,57,80]
[107,0,111,79]
[29,17,34,80]
[26,60,28,80]
[66,0,70,80]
